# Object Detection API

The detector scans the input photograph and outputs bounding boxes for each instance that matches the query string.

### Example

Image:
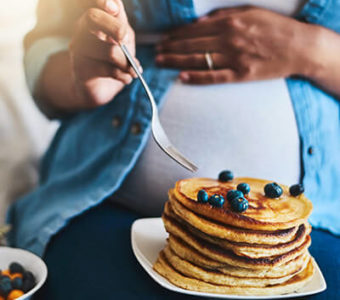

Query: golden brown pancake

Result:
[153,252,314,296]
[173,178,313,230]
[168,197,299,245]
[192,224,311,258]
[168,232,311,278]
[162,246,304,287]
[153,176,314,296]
[163,215,311,269]
[165,201,310,257]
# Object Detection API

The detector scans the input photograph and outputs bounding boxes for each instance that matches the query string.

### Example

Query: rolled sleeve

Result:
[298,0,340,33]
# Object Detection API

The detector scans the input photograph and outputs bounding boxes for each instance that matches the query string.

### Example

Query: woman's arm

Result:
[156,6,340,99]
[26,0,140,117]
[306,26,340,98]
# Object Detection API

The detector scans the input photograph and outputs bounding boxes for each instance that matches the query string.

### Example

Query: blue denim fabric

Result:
[8,0,340,256]
[299,0,340,31]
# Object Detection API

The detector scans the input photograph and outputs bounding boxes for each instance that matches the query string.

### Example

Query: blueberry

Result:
[289,184,304,196]
[237,183,250,195]
[0,278,12,296]
[9,262,24,275]
[208,194,225,208]
[218,170,234,182]
[226,190,243,202]
[22,271,36,292]
[230,197,249,213]
[264,182,283,198]
[22,276,35,293]
[0,276,10,282]
[11,277,23,290]
[23,271,35,283]
[0,277,11,284]
[197,189,209,203]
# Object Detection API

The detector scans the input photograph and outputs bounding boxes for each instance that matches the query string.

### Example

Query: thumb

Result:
[96,0,129,23]
[106,0,129,23]
[100,0,120,16]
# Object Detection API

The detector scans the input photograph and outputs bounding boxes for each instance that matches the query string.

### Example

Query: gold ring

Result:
[204,52,214,70]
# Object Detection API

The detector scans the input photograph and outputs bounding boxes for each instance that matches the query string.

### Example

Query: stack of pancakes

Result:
[153,177,314,296]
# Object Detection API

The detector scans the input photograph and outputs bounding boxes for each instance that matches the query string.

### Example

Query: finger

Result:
[179,69,238,84]
[79,77,125,108]
[110,68,134,84]
[70,33,137,75]
[166,7,252,41]
[208,5,254,18]
[72,57,132,106]
[72,19,142,77]
[109,0,129,23]
[156,53,203,69]
[158,36,220,54]
[83,7,128,42]
[166,18,221,40]
[73,55,133,84]
[167,9,246,40]
[77,0,119,14]
[78,0,129,28]
[155,53,232,70]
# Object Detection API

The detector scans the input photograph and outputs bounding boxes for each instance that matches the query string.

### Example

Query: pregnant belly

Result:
[116,79,300,216]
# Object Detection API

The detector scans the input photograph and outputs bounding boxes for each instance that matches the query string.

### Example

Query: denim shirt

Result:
[8,0,340,256]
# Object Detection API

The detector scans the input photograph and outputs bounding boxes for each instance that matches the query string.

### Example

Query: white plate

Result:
[131,218,327,299]
[0,247,48,300]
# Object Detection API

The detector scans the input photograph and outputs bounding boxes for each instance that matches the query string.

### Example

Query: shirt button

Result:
[307,146,314,155]
[131,122,142,135]
[112,116,122,128]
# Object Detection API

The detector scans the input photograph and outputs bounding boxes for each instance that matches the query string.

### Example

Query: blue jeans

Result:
[34,202,339,300]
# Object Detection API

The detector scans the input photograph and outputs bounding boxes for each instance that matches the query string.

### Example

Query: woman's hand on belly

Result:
[155,6,318,85]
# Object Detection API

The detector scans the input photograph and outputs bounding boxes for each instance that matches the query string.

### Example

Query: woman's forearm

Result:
[302,25,340,99]
[36,51,80,116]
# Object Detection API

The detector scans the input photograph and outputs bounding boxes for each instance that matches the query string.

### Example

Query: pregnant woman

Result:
[8,0,340,299]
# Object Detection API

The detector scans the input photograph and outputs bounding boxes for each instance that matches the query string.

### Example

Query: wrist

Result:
[293,23,327,79]
[36,51,78,118]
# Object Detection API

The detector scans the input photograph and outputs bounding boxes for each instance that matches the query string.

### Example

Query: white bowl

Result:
[0,247,48,300]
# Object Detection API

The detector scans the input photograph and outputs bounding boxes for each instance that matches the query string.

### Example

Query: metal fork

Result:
[120,44,198,172]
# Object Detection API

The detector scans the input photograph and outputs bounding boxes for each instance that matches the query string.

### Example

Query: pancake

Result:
[185,220,310,258]
[168,197,299,244]
[165,201,311,258]
[168,233,311,279]
[153,252,315,296]
[154,176,314,296]
[163,214,311,269]
[162,246,304,287]
[173,178,313,231]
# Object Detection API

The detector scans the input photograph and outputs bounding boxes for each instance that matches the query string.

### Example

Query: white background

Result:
[0,0,58,225]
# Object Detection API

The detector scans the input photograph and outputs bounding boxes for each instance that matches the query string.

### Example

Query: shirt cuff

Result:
[24,36,70,96]
[297,0,328,24]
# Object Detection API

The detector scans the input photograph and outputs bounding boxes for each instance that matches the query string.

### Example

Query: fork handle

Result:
[120,44,157,112]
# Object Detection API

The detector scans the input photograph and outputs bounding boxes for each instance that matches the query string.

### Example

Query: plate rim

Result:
[131,217,327,299]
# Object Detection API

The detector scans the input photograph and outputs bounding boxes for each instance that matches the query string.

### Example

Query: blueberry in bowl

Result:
[0,247,47,300]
